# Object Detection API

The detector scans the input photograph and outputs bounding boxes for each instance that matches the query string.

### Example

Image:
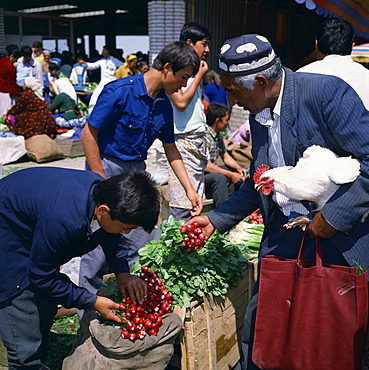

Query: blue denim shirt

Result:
[0,167,128,309]
[88,73,174,161]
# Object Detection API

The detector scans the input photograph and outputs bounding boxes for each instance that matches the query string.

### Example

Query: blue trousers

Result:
[0,288,57,369]
[78,155,151,318]
[204,165,244,207]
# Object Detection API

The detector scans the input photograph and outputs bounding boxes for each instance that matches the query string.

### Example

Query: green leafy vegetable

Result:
[131,216,249,308]
[227,220,264,254]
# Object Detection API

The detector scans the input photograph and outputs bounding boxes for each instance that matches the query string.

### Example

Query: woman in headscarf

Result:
[6,76,57,139]
[49,78,86,128]
[115,54,139,79]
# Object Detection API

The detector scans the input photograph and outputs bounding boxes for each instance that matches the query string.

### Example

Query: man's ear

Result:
[163,62,173,74]
[97,204,110,216]
[185,39,193,46]
[255,75,268,89]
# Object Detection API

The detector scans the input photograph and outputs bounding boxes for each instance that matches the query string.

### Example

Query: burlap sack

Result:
[25,134,64,163]
[62,309,182,370]
[225,138,252,167]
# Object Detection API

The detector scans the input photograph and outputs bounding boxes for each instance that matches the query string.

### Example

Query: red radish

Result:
[121,330,130,339]
[118,266,173,340]
[148,328,159,335]
[128,332,137,341]
[180,226,188,233]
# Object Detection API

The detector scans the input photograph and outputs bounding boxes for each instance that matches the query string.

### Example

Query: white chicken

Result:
[253,145,361,228]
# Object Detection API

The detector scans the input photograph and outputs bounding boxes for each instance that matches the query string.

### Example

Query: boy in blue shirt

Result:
[79,41,203,304]
[0,168,159,369]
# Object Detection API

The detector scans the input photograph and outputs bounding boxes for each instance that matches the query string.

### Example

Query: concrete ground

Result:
[2,155,86,174]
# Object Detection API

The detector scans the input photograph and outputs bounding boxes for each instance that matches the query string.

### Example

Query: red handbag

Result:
[252,235,368,370]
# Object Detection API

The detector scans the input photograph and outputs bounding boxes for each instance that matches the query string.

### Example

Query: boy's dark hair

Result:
[20,45,32,57]
[6,45,20,58]
[48,63,60,71]
[32,40,42,49]
[206,102,228,126]
[93,170,160,232]
[316,17,355,56]
[152,41,199,75]
[180,22,211,44]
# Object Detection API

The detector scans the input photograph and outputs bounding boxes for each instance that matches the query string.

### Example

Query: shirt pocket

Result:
[117,116,144,150]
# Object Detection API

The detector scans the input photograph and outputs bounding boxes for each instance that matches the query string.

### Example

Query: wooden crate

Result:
[173,260,257,370]
[54,137,84,157]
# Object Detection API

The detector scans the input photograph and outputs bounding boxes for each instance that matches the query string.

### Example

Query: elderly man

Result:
[186,34,369,369]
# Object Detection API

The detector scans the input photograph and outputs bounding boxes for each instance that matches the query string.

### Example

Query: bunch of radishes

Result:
[119,266,173,342]
[247,209,264,225]
[180,221,208,251]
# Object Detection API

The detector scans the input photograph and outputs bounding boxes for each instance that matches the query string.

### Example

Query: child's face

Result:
[191,38,210,60]
[164,65,194,94]
[214,112,230,133]
[95,205,138,234]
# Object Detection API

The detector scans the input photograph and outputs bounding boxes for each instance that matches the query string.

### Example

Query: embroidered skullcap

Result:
[219,34,276,76]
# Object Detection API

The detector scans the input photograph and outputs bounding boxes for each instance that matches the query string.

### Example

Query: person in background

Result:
[50,78,85,129]
[204,102,247,207]
[137,60,149,73]
[78,42,203,316]
[16,46,43,89]
[116,54,140,79]
[0,168,159,369]
[6,76,57,139]
[0,45,21,116]
[186,33,369,369]
[60,50,75,78]
[78,46,123,82]
[204,70,228,105]
[35,49,51,74]
[297,17,369,109]
[114,48,125,63]
[167,22,211,221]
[31,40,42,59]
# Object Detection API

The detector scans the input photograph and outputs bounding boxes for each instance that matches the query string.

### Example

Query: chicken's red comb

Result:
[253,164,270,184]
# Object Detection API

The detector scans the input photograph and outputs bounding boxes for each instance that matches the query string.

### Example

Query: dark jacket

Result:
[208,68,369,270]
[0,167,128,308]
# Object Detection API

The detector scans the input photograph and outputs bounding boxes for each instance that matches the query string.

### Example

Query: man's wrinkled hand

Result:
[116,272,147,305]
[183,215,215,237]
[305,211,337,239]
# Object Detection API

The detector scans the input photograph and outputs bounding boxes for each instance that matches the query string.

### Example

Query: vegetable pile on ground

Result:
[227,209,264,256]
[247,209,264,225]
[84,82,98,91]
[130,216,250,308]
[109,266,173,342]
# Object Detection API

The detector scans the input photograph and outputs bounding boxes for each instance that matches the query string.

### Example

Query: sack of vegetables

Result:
[62,277,182,370]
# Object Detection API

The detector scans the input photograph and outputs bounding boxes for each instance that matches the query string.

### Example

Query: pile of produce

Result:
[227,209,264,256]
[108,266,173,342]
[84,82,98,91]
[104,267,172,341]
[130,217,250,308]
[180,222,208,251]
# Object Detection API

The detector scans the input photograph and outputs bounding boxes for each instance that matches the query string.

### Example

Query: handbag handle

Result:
[297,232,323,267]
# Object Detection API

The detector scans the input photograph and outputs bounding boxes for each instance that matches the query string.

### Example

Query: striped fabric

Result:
[295,0,369,39]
